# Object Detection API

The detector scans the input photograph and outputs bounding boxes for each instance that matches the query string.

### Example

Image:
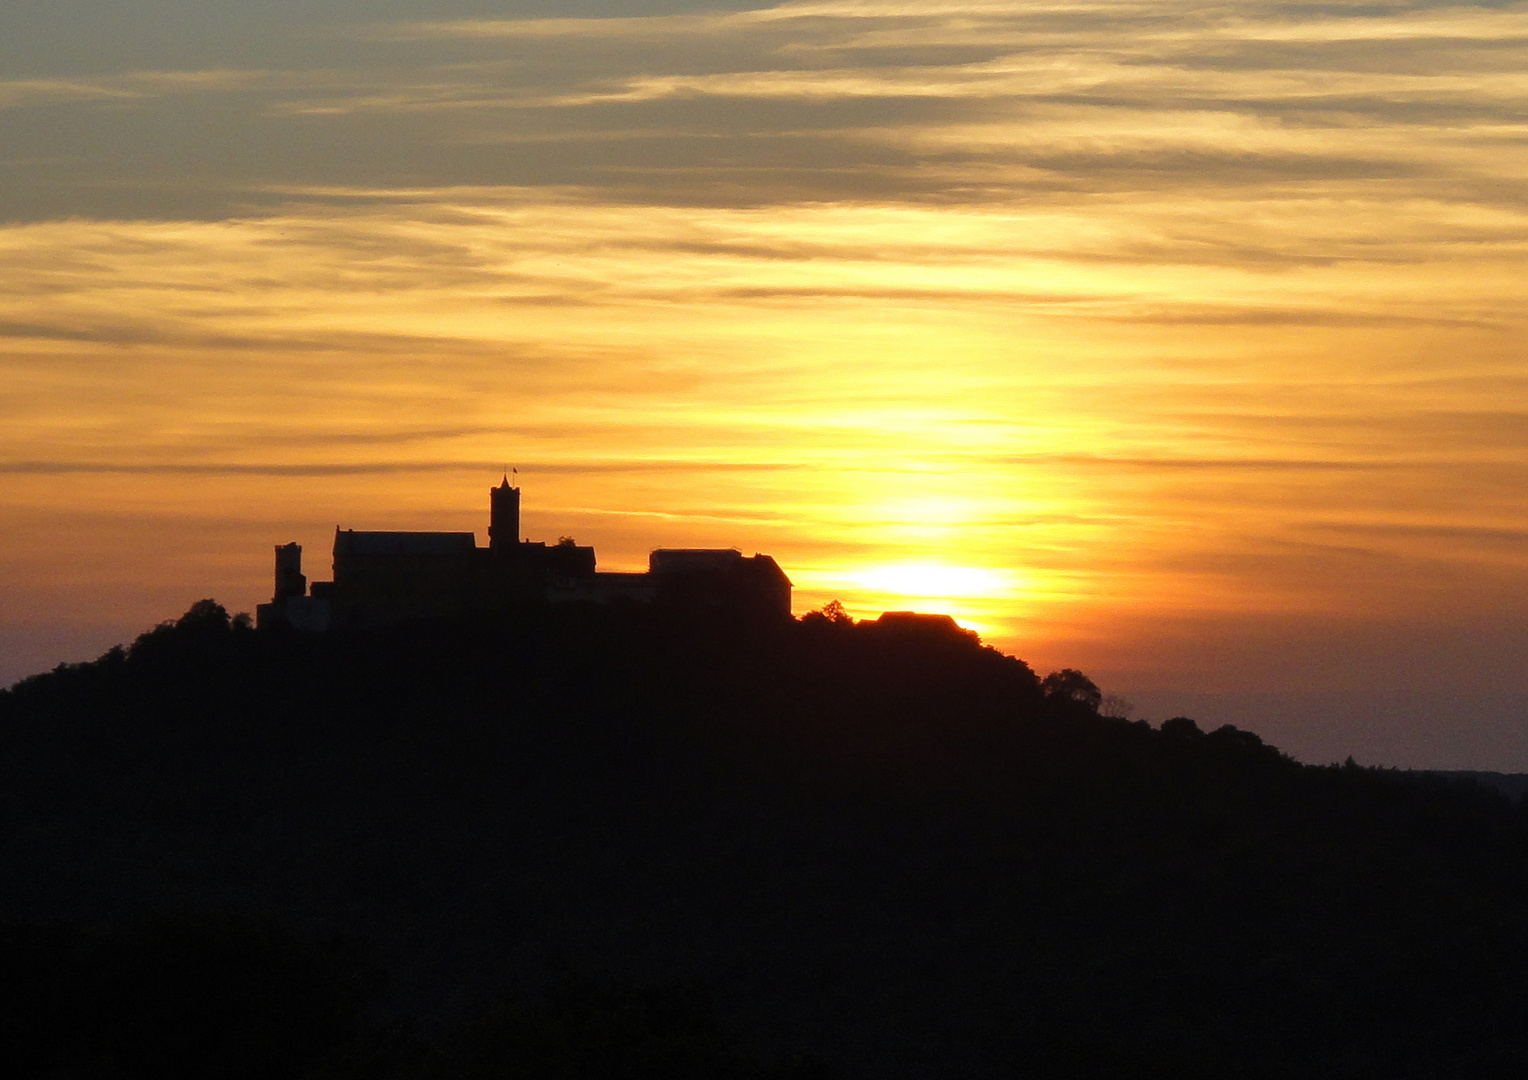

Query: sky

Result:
[4,0,1528,769]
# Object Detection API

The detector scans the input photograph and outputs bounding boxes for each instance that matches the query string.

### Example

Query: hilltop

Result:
[4,600,1528,1078]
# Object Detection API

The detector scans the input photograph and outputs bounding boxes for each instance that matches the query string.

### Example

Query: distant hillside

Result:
[1428,770,1528,804]
[4,601,1528,1079]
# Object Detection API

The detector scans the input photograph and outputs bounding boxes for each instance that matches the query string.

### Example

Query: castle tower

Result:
[274,542,306,600]
[489,475,520,550]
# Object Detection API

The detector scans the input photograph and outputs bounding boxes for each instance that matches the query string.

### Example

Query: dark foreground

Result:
[3,601,1527,1079]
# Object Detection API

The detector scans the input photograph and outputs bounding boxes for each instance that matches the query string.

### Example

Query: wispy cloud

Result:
[7,0,1528,224]
[0,458,802,476]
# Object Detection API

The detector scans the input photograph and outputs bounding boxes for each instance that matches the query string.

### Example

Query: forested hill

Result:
[4,601,1528,1079]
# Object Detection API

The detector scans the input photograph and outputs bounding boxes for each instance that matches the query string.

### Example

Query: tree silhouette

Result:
[1040,668,1101,712]
[801,599,854,628]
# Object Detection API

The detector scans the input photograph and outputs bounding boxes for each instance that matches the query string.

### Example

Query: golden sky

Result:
[4,0,1528,767]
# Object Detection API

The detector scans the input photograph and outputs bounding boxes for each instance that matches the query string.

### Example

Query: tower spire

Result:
[490,470,520,550]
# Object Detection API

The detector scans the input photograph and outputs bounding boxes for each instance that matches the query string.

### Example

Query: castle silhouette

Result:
[256,478,792,632]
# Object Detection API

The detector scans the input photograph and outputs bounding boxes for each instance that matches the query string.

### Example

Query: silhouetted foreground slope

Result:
[4,601,1528,1079]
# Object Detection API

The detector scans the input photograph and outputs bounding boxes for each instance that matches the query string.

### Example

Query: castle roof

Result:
[649,548,791,586]
[333,530,476,556]
[649,548,744,573]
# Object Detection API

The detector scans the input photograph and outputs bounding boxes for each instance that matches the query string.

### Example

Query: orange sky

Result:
[4,1,1528,768]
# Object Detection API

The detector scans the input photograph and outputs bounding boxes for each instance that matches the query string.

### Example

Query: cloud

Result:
[1309,520,1528,549]
[5,0,1528,226]
[0,458,803,476]
[987,453,1410,472]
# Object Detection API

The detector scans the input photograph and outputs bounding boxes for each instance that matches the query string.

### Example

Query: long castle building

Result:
[256,478,792,632]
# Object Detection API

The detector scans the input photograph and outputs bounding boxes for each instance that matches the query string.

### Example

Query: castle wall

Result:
[649,550,792,619]
[331,552,480,628]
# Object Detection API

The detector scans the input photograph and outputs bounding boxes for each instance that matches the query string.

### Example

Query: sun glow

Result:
[789,561,1037,641]
[855,563,1014,600]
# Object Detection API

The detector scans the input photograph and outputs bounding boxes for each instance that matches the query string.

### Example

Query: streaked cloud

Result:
[7,0,1528,222]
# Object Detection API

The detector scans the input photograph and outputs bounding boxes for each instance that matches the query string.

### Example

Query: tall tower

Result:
[489,475,520,550]
[274,542,306,599]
